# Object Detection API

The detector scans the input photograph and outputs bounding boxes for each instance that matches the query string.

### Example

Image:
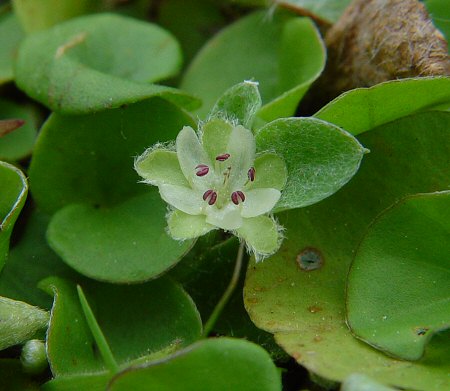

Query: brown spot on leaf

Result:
[307,305,323,313]
[297,248,324,271]
[415,327,429,336]
[313,335,323,342]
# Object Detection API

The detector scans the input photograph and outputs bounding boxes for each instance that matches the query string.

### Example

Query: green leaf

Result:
[424,0,450,44]
[29,98,194,214]
[42,373,110,391]
[108,338,281,391]
[12,0,96,33]
[15,13,199,114]
[0,13,24,85]
[209,81,262,128]
[314,77,450,135]
[244,111,450,390]
[256,117,366,211]
[157,0,227,63]
[0,210,76,309]
[0,99,37,161]
[47,192,195,283]
[232,0,351,24]
[40,276,202,377]
[347,191,450,360]
[0,161,27,272]
[181,11,325,122]
[0,296,49,350]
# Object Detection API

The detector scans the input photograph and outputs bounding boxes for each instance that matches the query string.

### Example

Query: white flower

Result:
[135,118,287,260]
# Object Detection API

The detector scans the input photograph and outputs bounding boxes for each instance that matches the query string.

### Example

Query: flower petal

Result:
[227,125,256,189]
[241,188,281,218]
[236,216,281,260]
[201,118,233,163]
[135,149,189,187]
[205,203,243,231]
[245,153,287,191]
[167,210,215,240]
[176,126,211,188]
[159,184,204,215]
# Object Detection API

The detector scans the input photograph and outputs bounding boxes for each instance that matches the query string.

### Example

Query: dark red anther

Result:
[195,164,209,177]
[231,191,245,205]
[248,167,255,182]
[215,153,230,162]
[203,189,217,205]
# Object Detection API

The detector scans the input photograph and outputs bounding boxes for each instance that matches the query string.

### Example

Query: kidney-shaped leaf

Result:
[181,10,325,122]
[47,192,195,283]
[29,98,194,214]
[315,77,450,135]
[256,117,367,211]
[107,338,281,391]
[0,161,27,271]
[15,13,199,114]
[244,112,450,390]
[347,191,450,360]
[40,276,202,377]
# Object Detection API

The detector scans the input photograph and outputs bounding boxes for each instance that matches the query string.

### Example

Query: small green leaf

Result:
[12,0,96,33]
[15,13,199,114]
[0,161,27,272]
[314,77,450,135]
[47,192,195,283]
[256,117,366,211]
[347,191,450,360]
[29,98,194,214]
[209,81,262,128]
[0,13,24,85]
[0,99,37,161]
[181,11,325,122]
[168,210,215,240]
[237,216,280,257]
[0,296,49,350]
[40,276,202,376]
[107,338,281,391]
[284,0,351,23]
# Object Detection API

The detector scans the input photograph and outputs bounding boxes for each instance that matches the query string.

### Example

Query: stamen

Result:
[248,167,255,182]
[216,153,230,162]
[203,189,217,205]
[195,164,209,177]
[231,191,245,205]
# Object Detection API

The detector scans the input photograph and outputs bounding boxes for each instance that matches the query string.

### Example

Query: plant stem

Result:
[203,241,245,337]
[77,285,119,374]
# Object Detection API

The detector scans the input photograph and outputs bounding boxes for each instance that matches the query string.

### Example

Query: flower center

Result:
[194,153,256,209]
